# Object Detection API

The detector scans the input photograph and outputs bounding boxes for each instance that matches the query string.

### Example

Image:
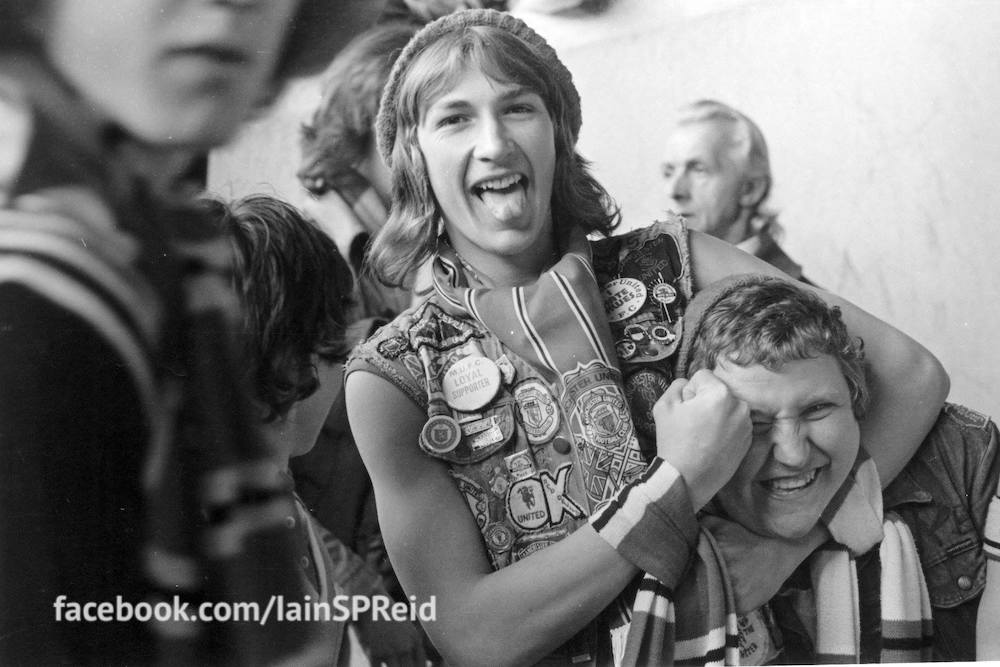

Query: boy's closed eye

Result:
[751,418,773,436]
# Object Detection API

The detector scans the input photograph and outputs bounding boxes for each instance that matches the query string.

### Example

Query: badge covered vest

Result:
[349,217,692,570]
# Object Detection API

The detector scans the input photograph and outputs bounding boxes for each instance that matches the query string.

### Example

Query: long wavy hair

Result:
[366,24,620,288]
[298,22,419,196]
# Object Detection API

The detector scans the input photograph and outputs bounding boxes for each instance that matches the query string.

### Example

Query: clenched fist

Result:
[652,369,752,510]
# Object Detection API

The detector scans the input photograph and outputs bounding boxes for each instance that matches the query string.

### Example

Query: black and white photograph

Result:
[2,0,997,664]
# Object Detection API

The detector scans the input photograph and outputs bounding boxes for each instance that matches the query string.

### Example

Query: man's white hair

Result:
[675,99,772,212]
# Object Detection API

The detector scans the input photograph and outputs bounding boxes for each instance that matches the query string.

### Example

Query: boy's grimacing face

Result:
[711,355,860,540]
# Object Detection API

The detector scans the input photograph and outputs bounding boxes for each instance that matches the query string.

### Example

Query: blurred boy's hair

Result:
[206,194,355,422]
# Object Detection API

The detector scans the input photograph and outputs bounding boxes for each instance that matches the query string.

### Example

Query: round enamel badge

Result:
[484,523,515,553]
[602,278,647,323]
[420,414,461,454]
[652,281,677,306]
[615,339,637,361]
[513,379,560,445]
[442,356,501,412]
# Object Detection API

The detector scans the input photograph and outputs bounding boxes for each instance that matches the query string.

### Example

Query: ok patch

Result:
[506,463,585,531]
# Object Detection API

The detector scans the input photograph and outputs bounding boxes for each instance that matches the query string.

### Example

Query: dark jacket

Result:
[885,402,998,661]
[1,59,316,664]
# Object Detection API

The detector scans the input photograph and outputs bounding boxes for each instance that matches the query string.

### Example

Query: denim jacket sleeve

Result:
[883,403,1000,608]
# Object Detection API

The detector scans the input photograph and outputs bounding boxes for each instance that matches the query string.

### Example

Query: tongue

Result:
[480,185,527,222]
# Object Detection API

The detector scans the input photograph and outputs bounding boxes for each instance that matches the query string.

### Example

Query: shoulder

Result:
[885,403,998,506]
[884,403,999,608]
[347,297,435,411]
[349,298,424,367]
[591,215,691,275]
[0,81,164,413]
[592,214,688,251]
[2,200,166,420]
[923,403,998,473]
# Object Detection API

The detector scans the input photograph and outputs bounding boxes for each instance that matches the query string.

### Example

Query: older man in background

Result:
[661,99,812,284]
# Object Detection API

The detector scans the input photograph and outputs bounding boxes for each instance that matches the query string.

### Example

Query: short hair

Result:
[675,99,772,212]
[205,194,356,422]
[366,23,620,287]
[685,276,869,419]
[298,22,419,196]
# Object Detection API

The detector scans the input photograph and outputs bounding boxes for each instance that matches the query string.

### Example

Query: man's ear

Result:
[739,174,770,209]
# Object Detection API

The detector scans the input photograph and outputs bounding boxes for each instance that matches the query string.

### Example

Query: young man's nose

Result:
[771,421,810,468]
[473,116,512,161]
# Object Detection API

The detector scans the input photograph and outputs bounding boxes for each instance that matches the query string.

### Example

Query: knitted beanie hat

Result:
[375,8,582,167]
[673,273,783,378]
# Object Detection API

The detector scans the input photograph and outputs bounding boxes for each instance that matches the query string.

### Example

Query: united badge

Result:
[602,277,647,323]
[577,385,631,451]
[484,522,515,554]
[513,379,560,445]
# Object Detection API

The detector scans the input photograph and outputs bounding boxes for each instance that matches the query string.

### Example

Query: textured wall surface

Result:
[209,0,1000,420]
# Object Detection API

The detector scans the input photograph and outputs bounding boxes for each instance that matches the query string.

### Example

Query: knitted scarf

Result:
[619,454,934,665]
[431,229,647,507]
[0,59,325,663]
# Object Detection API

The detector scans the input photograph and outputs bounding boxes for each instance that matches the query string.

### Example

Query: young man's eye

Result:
[438,115,466,127]
[803,403,834,419]
[505,103,535,115]
[751,421,773,436]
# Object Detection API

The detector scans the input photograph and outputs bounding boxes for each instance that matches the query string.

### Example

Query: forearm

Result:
[690,231,950,485]
[351,371,697,666]
[832,296,949,484]
[380,466,697,666]
[428,525,638,667]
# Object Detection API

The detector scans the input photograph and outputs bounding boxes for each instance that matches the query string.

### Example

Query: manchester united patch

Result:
[513,378,560,445]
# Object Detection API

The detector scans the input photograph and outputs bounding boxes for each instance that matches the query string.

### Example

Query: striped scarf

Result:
[431,230,647,508]
[620,456,934,665]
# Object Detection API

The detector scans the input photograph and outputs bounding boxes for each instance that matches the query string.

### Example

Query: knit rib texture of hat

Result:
[375,8,582,168]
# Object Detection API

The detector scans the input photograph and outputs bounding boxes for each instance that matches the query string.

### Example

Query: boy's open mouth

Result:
[472,173,526,198]
[760,467,821,496]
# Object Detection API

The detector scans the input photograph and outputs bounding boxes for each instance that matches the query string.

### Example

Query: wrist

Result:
[589,457,699,586]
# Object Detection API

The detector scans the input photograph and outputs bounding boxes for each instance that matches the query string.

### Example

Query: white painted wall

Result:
[210,0,1000,420]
